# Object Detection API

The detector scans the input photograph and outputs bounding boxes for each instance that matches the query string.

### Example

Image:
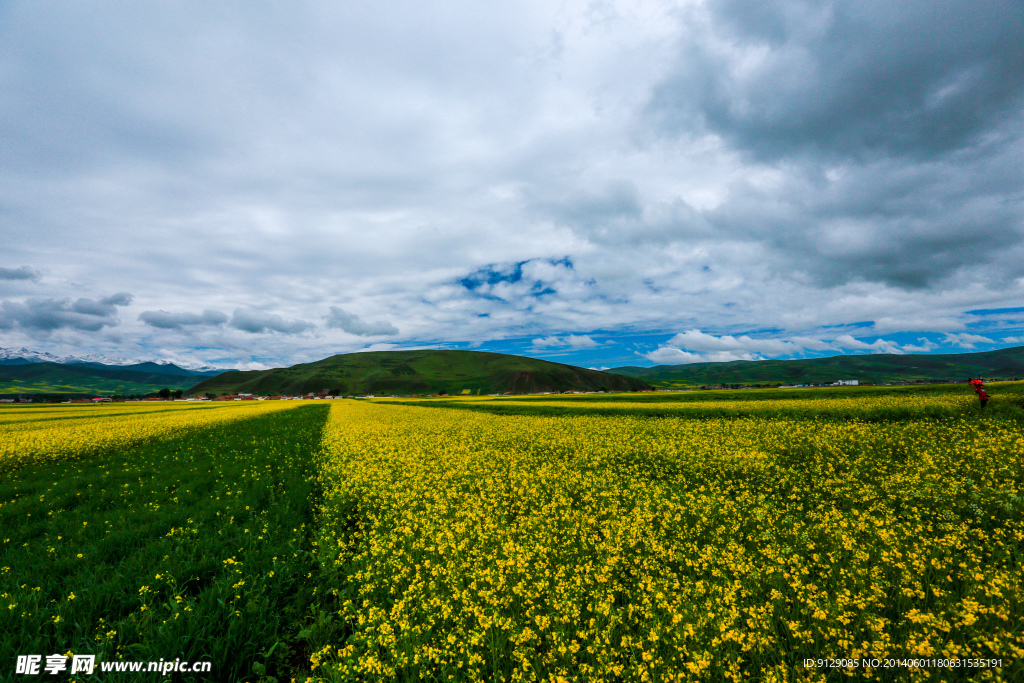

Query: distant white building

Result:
[833,380,859,386]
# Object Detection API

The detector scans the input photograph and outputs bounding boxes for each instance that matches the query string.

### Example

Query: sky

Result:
[1,0,1022,370]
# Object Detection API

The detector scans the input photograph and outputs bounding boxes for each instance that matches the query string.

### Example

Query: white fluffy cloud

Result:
[642,329,971,364]
[898,339,938,353]
[831,335,903,354]
[645,347,761,365]
[942,333,995,348]
[664,329,807,355]
[532,334,599,348]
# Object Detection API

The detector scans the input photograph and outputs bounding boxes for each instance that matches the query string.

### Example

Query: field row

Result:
[0,401,298,470]
[394,380,1024,422]
[1,402,330,681]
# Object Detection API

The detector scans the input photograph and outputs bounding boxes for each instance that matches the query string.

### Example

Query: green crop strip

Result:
[0,403,330,682]
[376,390,1024,423]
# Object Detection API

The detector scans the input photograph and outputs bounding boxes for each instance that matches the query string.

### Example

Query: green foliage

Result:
[186,350,651,397]
[0,362,201,398]
[0,404,330,682]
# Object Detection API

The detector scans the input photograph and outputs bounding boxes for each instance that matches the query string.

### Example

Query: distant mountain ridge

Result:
[6,344,1023,398]
[0,347,234,396]
[610,345,1024,387]
[187,350,652,397]
[0,347,228,374]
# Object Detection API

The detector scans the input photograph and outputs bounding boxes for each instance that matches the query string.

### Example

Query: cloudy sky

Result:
[2,0,1022,370]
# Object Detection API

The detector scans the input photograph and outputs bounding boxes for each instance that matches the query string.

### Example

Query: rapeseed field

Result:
[311,389,1023,682]
[2,402,330,681]
[1,401,298,470]
[2,385,1022,681]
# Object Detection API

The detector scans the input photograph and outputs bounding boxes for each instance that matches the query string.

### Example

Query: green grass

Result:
[186,350,651,397]
[0,363,202,397]
[0,380,190,397]
[0,404,330,682]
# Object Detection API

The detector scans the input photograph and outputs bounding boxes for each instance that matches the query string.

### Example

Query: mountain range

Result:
[3,345,1024,398]
[0,347,232,397]
[610,345,1024,387]
[0,347,226,373]
[186,350,651,397]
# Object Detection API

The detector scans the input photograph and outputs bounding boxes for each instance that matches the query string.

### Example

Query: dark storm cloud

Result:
[639,0,1024,292]
[229,309,313,335]
[0,266,42,281]
[324,307,398,337]
[649,0,1024,161]
[0,293,133,332]
[704,144,1024,288]
[139,309,229,330]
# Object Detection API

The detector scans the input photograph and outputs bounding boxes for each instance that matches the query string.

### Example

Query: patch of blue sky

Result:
[458,257,575,294]
[458,261,527,290]
[966,307,1024,316]
[431,324,1024,370]
[820,320,875,329]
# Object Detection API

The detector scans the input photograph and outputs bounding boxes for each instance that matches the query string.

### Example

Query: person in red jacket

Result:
[968,378,989,408]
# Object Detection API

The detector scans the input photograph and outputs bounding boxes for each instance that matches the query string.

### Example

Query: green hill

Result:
[611,345,1024,387]
[0,362,206,397]
[186,350,652,397]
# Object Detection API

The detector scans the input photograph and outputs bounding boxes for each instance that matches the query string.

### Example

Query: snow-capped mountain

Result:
[0,347,134,365]
[0,347,229,373]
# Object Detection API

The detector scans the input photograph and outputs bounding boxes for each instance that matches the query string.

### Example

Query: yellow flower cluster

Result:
[0,401,297,470]
[475,392,984,421]
[314,397,1022,681]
